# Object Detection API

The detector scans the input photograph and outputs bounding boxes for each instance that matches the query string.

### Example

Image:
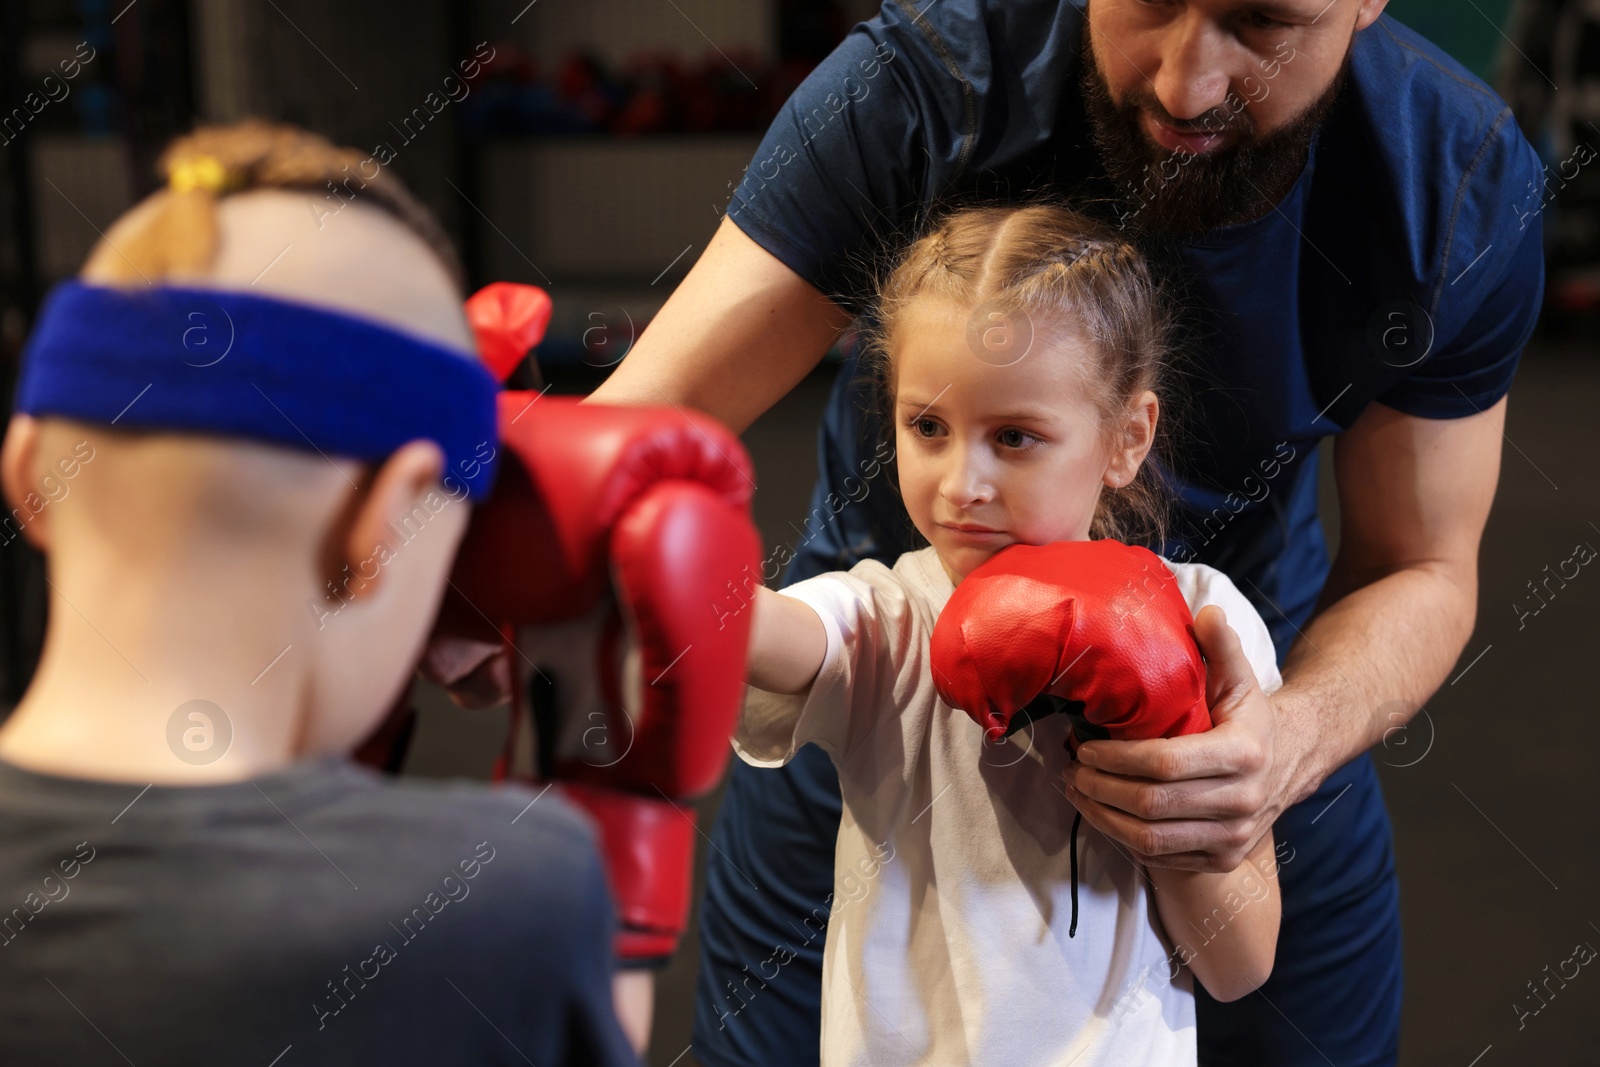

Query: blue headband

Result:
[14,282,501,501]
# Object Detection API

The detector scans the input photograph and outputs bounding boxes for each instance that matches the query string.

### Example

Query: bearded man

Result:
[585,1,1545,1062]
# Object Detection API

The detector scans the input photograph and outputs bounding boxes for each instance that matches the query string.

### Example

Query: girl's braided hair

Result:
[859,200,1188,547]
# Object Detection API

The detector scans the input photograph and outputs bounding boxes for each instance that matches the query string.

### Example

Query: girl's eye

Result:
[914,418,941,438]
[997,428,1032,449]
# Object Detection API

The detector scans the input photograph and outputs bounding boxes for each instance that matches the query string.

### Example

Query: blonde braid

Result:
[86,119,463,290]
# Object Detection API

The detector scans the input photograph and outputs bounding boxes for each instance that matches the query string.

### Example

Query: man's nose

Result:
[1151,15,1233,123]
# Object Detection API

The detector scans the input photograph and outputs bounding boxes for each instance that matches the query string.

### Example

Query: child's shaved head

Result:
[1,121,485,782]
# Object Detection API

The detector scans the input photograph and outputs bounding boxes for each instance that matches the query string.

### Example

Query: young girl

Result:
[741,204,1284,1064]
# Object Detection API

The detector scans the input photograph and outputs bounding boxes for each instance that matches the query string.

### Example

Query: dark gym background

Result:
[1,1,1595,1064]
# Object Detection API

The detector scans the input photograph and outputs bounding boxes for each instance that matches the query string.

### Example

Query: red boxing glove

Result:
[558,783,696,960]
[438,394,761,962]
[439,394,761,795]
[438,299,762,964]
[930,540,1211,749]
[465,282,552,383]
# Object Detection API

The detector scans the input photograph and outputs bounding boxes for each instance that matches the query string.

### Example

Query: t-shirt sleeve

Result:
[1169,562,1284,695]
[1374,120,1547,419]
[734,564,919,766]
[722,1,977,313]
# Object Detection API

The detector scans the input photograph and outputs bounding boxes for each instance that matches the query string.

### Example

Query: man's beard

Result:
[1080,32,1351,237]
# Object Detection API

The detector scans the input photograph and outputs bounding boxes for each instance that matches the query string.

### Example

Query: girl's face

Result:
[892,297,1155,584]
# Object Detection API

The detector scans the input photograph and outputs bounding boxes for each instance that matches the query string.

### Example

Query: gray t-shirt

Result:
[0,755,638,1066]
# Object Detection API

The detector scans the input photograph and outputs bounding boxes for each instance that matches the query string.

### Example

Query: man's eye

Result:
[1244,11,1290,29]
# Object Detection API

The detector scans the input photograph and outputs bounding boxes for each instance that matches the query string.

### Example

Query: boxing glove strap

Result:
[1011,694,1097,741]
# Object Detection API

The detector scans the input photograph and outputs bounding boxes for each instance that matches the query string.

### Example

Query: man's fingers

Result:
[1059,604,1281,874]
[1077,729,1256,781]
[1060,783,1245,874]
[1064,762,1263,822]
[1192,603,1259,723]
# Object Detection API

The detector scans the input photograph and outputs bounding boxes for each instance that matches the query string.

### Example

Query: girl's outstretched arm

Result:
[747,586,828,694]
[1147,829,1282,1002]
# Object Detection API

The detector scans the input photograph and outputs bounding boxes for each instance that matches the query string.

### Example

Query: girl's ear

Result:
[1103,390,1158,488]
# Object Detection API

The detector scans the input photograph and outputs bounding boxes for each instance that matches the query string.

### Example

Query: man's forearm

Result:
[1273,561,1477,808]
[583,216,851,433]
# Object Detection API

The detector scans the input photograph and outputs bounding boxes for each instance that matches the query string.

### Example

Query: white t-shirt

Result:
[736,546,1284,1067]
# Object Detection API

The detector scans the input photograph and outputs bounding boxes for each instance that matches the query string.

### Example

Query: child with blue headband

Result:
[0,121,637,1065]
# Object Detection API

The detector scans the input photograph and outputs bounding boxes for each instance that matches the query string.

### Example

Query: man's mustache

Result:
[1121,92,1258,140]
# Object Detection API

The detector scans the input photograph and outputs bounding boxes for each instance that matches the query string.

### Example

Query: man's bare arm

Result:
[1063,396,1506,871]
[586,216,856,433]
[1269,394,1503,806]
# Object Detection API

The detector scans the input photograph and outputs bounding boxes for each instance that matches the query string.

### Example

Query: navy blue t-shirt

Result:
[724,0,1544,655]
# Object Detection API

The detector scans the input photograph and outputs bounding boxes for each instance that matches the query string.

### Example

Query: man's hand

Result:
[1062,605,1298,873]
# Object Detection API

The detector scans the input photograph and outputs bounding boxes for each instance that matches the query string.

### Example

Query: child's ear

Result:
[337,440,447,602]
[1103,389,1159,488]
[1,416,51,551]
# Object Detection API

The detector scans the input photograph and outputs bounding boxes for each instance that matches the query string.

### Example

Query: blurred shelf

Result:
[29,133,136,283]
[475,135,761,284]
